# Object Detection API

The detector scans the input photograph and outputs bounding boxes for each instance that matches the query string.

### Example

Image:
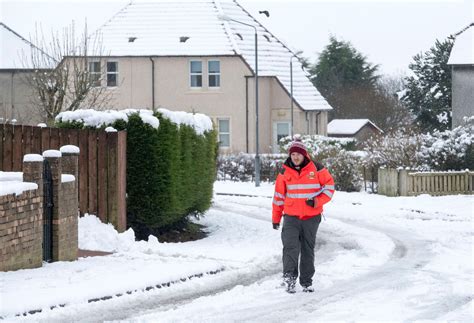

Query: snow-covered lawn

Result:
[0,181,472,322]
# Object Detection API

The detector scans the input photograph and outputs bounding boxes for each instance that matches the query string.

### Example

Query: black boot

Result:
[283,273,296,294]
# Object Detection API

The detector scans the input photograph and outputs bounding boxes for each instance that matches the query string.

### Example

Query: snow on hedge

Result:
[56,109,159,129]
[158,108,213,135]
[55,108,213,135]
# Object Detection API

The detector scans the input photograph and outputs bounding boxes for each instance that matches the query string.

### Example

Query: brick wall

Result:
[0,189,43,271]
[0,147,80,272]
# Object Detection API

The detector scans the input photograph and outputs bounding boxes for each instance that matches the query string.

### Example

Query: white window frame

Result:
[208,60,220,88]
[106,61,119,87]
[88,60,101,87]
[217,118,231,148]
[189,60,203,88]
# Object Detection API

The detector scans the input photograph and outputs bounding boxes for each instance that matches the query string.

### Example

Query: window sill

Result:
[186,89,223,94]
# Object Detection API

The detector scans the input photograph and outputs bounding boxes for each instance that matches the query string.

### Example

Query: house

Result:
[327,119,383,142]
[447,23,474,128]
[80,0,332,154]
[0,22,48,124]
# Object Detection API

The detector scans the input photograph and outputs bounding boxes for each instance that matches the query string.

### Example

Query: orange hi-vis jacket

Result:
[272,159,335,224]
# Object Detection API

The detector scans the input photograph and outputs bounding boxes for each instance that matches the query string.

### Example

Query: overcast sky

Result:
[1,0,473,76]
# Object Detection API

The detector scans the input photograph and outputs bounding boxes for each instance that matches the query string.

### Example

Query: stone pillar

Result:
[59,145,79,261]
[22,154,45,268]
[60,145,80,190]
[22,154,44,196]
[43,150,78,262]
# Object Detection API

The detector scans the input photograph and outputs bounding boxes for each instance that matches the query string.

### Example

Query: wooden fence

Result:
[0,124,127,232]
[378,168,473,197]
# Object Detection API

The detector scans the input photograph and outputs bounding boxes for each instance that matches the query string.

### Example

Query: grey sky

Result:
[1,0,473,76]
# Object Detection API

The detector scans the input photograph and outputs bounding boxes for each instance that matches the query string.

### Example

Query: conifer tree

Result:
[402,37,454,132]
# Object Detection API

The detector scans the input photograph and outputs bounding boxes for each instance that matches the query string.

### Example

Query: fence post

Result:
[398,169,409,196]
[378,168,399,197]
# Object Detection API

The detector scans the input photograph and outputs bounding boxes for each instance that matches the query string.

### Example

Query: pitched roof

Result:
[0,22,50,69]
[448,23,474,65]
[92,0,332,111]
[327,119,382,136]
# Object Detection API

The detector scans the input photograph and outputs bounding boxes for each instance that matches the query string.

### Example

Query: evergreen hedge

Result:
[56,110,217,240]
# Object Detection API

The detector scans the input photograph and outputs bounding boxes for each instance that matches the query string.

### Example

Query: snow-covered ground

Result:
[0,181,472,322]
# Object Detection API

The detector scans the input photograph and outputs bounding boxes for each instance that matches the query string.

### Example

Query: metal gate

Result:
[43,159,53,262]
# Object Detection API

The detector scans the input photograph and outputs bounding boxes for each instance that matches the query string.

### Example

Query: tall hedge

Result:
[124,112,217,239]
[55,110,217,240]
[121,114,162,236]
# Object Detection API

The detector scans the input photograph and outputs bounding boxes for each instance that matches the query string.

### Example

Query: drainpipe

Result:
[245,76,249,153]
[305,111,309,134]
[315,111,321,134]
[149,57,155,110]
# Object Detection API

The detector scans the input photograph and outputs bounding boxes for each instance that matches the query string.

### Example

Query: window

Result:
[106,61,118,87]
[88,61,101,87]
[273,121,290,153]
[217,118,230,147]
[190,61,202,88]
[208,60,220,88]
[277,122,290,143]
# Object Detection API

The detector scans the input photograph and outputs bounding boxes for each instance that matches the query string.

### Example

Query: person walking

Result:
[272,137,335,293]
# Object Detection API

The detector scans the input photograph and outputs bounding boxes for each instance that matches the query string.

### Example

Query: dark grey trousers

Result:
[281,215,321,287]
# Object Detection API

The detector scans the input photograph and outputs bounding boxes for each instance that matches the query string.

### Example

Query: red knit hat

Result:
[288,138,308,156]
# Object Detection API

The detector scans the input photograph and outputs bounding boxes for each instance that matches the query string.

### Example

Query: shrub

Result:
[420,117,474,171]
[55,109,217,240]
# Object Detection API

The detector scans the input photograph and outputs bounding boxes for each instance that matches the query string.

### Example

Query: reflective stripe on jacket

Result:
[272,160,335,224]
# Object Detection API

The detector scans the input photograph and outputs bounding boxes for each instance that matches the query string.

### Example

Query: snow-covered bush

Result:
[419,117,474,171]
[326,150,363,192]
[217,135,363,192]
[362,127,424,170]
[362,118,474,171]
[217,154,285,182]
[279,134,356,159]
[280,134,362,191]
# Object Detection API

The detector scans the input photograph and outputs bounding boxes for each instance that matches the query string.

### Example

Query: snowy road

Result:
[3,181,472,322]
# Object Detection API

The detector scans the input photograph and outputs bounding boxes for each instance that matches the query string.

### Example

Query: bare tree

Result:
[23,22,111,124]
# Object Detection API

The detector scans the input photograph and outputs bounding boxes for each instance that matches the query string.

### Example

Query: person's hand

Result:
[272,223,280,230]
[305,198,317,208]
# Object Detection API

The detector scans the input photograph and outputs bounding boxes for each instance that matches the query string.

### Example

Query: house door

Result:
[273,122,290,153]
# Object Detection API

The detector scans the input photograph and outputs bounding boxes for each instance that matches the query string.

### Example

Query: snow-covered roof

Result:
[0,22,49,69]
[327,119,382,136]
[92,0,331,112]
[448,24,474,65]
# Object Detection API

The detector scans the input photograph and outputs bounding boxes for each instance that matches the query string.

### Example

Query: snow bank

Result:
[78,214,136,252]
